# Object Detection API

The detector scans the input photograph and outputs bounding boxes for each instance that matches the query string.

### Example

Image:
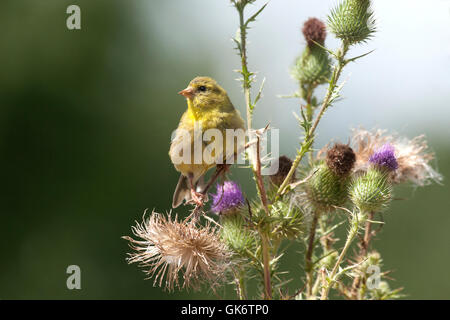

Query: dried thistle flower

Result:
[351,128,442,186]
[123,212,230,291]
[302,17,327,46]
[292,18,331,87]
[211,181,245,215]
[326,143,356,177]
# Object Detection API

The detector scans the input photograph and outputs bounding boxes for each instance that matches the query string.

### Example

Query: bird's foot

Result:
[189,190,206,207]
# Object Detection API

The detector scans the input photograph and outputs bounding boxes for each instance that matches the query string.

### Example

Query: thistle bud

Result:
[327,0,375,44]
[350,168,392,213]
[292,18,331,87]
[305,162,349,212]
[270,155,294,186]
[220,213,256,256]
[349,145,397,213]
[271,200,305,241]
[211,181,244,216]
[326,143,356,177]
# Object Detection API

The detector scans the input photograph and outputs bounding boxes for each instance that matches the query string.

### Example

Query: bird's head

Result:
[178,76,232,111]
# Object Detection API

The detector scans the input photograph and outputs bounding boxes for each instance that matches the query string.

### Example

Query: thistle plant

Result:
[122,0,442,300]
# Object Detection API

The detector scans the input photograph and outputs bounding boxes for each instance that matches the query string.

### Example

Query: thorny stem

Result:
[255,135,270,213]
[304,84,315,123]
[275,41,350,200]
[239,9,253,131]
[350,211,375,299]
[321,210,359,300]
[311,218,328,297]
[305,211,319,298]
[235,269,247,300]
[304,85,315,165]
[256,134,273,300]
[309,41,349,134]
[361,211,375,257]
[311,270,322,297]
[236,4,272,300]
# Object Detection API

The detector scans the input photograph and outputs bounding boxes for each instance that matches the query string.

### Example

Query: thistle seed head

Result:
[123,212,230,291]
[351,128,442,186]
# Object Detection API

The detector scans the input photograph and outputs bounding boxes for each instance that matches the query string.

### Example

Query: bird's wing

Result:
[213,110,246,164]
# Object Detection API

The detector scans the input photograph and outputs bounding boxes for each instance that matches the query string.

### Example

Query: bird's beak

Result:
[178,87,195,99]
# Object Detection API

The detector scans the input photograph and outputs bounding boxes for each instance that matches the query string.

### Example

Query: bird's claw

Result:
[189,190,206,207]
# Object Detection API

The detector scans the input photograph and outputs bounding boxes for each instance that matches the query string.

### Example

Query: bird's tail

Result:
[172,174,208,208]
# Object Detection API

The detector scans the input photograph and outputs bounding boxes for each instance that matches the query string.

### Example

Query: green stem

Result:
[238,8,252,129]
[261,233,272,299]
[274,41,350,200]
[236,270,247,300]
[304,85,315,165]
[320,210,359,300]
[350,211,375,299]
[305,211,319,298]
[256,136,272,300]
[236,4,272,300]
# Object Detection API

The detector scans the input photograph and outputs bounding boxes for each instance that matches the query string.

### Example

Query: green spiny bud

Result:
[306,162,349,212]
[374,281,390,294]
[360,250,382,272]
[220,213,256,256]
[271,200,305,241]
[349,167,392,213]
[231,0,256,10]
[327,0,376,44]
[292,43,331,87]
[292,18,331,87]
[367,250,381,264]
[368,279,404,300]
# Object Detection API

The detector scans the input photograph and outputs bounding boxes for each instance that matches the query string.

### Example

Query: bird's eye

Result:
[198,86,207,92]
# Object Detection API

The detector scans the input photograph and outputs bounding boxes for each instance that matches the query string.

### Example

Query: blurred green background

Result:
[1,0,449,299]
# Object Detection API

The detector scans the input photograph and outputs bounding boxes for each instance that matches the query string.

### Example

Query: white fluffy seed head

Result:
[350,128,442,186]
[123,211,230,291]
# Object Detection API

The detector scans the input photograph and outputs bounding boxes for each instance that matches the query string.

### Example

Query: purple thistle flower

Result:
[369,144,399,171]
[211,181,244,214]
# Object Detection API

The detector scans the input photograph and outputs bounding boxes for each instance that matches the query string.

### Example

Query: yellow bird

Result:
[169,76,245,208]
